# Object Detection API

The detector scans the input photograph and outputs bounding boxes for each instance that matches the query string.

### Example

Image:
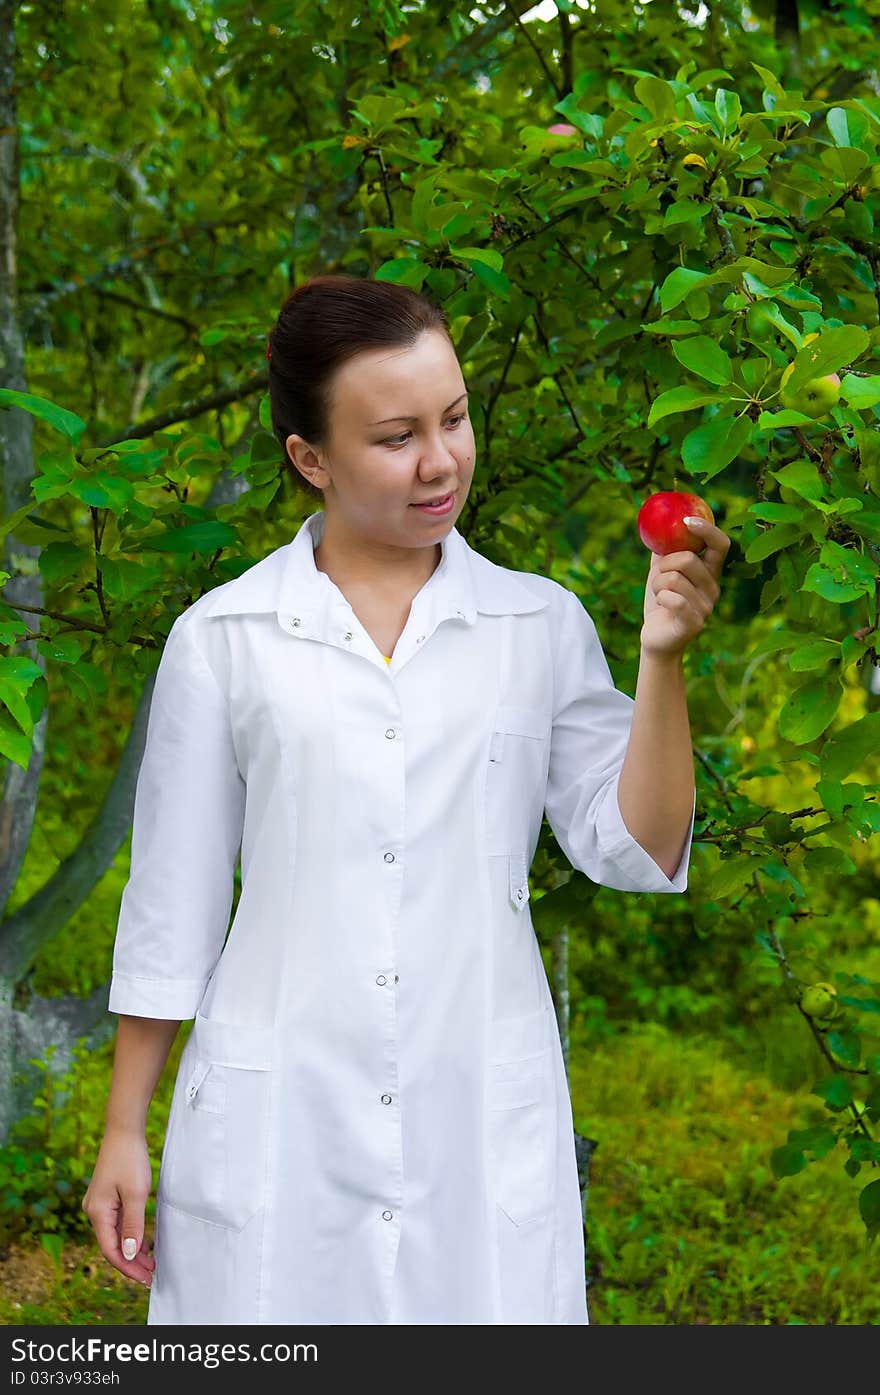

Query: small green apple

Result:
[780,361,841,418]
[799,982,838,1021]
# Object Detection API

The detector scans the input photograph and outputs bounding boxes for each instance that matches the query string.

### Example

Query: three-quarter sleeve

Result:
[108,614,246,1019]
[544,586,695,894]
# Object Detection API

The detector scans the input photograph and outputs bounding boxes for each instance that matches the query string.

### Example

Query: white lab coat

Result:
[108,508,695,1326]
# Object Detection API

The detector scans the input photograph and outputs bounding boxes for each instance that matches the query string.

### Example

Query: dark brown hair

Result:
[267,274,455,500]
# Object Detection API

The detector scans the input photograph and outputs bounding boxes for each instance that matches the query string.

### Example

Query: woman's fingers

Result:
[85,1195,154,1286]
[680,516,731,574]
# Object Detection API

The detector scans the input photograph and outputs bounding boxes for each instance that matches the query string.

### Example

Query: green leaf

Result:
[820,538,875,590]
[0,389,86,443]
[0,656,43,735]
[820,142,870,182]
[777,676,842,744]
[448,245,503,272]
[681,412,751,480]
[858,1179,880,1237]
[0,715,33,770]
[662,199,711,228]
[647,386,726,428]
[827,1029,861,1068]
[36,632,85,666]
[757,408,827,431]
[706,856,754,901]
[658,267,714,314]
[684,92,723,139]
[826,107,870,149]
[748,502,803,523]
[749,627,813,657]
[714,88,742,137]
[811,1074,853,1110]
[776,283,823,312]
[787,639,839,671]
[840,375,880,410]
[0,503,39,542]
[770,1144,807,1178]
[467,259,512,297]
[838,995,880,1015]
[802,561,873,605]
[671,335,734,386]
[744,299,801,348]
[133,521,238,555]
[821,711,880,780]
[781,325,870,396]
[787,1126,837,1160]
[634,75,678,123]
[804,845,857,876]
[751,64,786,101]
[374,258,426,287]
[851,99,880,132]
[744,522,804,562]
[769,459,825,502]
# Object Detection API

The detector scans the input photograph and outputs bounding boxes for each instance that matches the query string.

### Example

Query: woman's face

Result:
[286,330,475,551]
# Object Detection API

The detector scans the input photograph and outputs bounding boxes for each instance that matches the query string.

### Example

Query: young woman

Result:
[82,274,729,1325]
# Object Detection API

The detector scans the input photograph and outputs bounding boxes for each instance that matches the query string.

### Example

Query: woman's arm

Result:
[82,1014,182,1287]
[617,513,731,880]
[616,651,695,881]
[105,1014,182,1132]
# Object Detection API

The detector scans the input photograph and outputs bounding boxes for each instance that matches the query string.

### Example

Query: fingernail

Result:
[683,516,703,526]
[122,1237,137,1260]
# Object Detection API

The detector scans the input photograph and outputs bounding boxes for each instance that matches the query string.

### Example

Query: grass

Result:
[571,1020,879,1324]
[1,1020,876,1325]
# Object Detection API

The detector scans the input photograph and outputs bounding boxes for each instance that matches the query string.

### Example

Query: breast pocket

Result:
[159,1014,273,1232]
[488,1005,555,1227]
[486,704,549,856]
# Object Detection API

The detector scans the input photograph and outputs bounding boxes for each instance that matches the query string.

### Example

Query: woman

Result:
[82,274,729,1325]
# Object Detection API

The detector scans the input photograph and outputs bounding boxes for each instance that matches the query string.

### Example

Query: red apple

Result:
[638,491,715,555]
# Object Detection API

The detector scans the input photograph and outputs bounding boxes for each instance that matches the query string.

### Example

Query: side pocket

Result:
[487,1005,554,1227]
[160,1015,272,1232]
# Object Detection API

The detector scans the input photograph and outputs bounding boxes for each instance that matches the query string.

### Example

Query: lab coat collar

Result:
[198,510,548,627]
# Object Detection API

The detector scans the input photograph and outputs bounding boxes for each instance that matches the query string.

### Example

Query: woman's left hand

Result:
[640,516,731,659]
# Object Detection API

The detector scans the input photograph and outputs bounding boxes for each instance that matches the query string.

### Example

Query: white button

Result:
[385,728,396,739]
[416,635,425,643]
[384,852,395,863]
[376,974,387,986]
[381,1094,393,1105]
[382,1210,394,1221]
[290,617,302,628]
[343,631,353,642]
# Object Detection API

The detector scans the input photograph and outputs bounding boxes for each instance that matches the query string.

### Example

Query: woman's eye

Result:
[384,414,467,447]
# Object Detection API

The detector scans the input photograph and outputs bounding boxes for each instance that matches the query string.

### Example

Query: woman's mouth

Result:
[410,492,455,515]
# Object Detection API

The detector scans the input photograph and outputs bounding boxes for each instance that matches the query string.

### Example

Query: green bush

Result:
[0,1031,182,1251]
[573,1021,880,1324]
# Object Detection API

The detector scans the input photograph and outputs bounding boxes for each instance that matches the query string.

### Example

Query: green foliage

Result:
[572,1022,880,1324]
[0,1032,181,1249]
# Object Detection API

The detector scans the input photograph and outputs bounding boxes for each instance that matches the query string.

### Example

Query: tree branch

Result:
[96,369,268,446]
